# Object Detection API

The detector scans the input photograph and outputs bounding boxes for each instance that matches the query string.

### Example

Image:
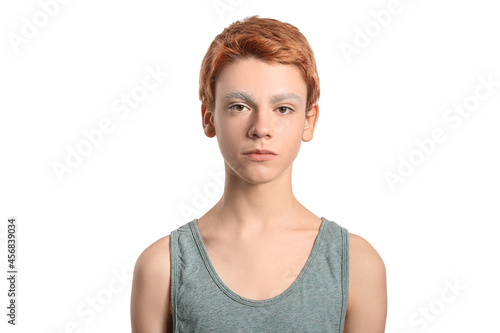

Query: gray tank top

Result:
[170,217,349,332]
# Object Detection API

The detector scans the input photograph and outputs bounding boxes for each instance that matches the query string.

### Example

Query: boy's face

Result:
[202,57,318,183]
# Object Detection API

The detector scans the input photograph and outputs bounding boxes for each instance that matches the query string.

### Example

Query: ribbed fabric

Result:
[170,217,349,333]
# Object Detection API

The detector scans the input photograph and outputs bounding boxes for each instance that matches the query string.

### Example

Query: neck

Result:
[209,164,307,237]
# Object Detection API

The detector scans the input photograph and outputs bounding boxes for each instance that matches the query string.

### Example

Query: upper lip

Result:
[244,149,277,155]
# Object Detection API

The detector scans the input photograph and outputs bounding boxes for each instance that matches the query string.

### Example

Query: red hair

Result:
[199,15,320,114]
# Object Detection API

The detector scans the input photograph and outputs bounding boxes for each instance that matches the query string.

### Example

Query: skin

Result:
[130,57,387,332]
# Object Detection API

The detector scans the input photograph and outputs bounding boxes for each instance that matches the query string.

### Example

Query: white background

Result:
[1,0,499,332]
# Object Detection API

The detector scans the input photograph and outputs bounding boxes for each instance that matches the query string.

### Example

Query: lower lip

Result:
[244,153,276,161]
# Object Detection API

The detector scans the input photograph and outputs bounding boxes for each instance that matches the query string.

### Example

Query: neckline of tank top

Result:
[188,216,328,307]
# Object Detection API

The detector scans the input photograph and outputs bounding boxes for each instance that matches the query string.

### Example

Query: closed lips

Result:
[244,149,276,154]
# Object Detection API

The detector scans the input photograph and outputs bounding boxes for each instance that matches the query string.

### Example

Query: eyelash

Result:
[228,104,294,114]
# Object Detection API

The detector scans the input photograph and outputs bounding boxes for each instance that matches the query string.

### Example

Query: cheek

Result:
[214,118,242,153]
[216,117,242,138]
[283,121,305,153]
[272,114,305,137]
[270,116,288,135]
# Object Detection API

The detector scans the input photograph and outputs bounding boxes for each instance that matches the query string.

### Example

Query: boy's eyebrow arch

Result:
[222,91,302,104]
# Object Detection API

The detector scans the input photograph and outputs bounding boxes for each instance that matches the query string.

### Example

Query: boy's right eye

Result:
[228,104,248,112]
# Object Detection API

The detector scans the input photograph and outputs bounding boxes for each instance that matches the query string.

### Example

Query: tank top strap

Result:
[320,218,350,331]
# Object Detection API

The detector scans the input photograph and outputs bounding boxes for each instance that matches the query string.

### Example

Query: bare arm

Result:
[344,233,387,333]
[131,235,173,333]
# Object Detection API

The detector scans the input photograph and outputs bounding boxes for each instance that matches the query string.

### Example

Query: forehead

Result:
[215,57,307,101]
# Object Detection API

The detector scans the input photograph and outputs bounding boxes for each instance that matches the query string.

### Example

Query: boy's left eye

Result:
[277,106,294,114]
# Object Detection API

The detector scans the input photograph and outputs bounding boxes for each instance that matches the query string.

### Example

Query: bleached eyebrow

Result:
[222,91,302,104]
[269,93,302,104]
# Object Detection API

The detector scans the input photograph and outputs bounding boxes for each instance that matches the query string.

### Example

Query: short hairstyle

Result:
[198,15,320,114]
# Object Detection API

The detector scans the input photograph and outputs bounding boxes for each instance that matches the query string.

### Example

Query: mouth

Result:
[243,149,277,155]
[243,149,277,162]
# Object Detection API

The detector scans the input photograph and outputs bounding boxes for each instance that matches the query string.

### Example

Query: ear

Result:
[201,103,216,138]
[302,103,319,142]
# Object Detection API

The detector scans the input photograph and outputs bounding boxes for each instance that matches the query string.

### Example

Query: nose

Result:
[248,108,274,138]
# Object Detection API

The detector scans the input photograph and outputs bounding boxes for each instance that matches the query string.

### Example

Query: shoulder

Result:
[348,233,385,272]
[134,235,171,275]
[344,233,387,332]
[131,235,173,333]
